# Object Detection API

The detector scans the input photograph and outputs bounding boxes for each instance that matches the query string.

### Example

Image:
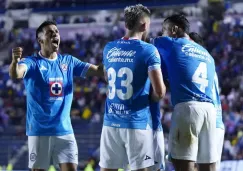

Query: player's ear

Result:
[140,23,146,32]
[37,37,43,45]
[125,22,129,30]
[171,25,179,36]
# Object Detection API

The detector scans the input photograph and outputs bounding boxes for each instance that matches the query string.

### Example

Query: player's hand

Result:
[12,47,23,62]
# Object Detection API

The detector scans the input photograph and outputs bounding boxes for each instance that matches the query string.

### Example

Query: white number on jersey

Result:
[192,62,209,93]
[107,67,133,100]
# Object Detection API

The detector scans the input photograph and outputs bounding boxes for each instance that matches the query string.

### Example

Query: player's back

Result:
[154,37,215,106]
[103,38,160,129]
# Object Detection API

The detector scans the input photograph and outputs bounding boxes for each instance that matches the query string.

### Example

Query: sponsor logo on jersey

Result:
[40,65,48,71]
[181,44,212,63]
[145,155,151,160]
[108,103,131,115]
[111,123,121,127]
[106,47,135,63]
[60,63,68,71]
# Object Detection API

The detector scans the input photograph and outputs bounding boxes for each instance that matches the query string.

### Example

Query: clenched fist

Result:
[12,47,23,62]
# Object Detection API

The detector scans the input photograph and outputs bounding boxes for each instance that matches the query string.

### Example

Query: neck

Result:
[40,49,57,59]
[177,33,189,38]
[125,31,143,40]
[184,33,190,39]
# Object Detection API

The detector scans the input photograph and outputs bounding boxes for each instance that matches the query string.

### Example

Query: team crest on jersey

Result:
[60,63,68,71]
[49,81,63,97]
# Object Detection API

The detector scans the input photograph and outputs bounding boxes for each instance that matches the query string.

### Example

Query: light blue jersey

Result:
[153,37,215,106]
[213,74,224,129]
[18,52,90,136]
[103,37,161,129]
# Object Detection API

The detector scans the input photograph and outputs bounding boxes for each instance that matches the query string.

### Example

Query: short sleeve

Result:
[72,56,91,78]
[146,45,161,72]
[18,57,35,78]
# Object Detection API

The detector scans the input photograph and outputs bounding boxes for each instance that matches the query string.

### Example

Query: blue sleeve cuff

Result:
[148,64,161,72]
[80,63,91,78]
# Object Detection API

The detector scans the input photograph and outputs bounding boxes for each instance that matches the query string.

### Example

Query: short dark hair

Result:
[124,4,151,30]
[189,32,204,46]
[36,20,57,39]
[164,14,190,34]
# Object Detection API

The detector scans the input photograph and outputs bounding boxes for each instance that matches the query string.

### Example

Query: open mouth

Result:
[52,38,59,47]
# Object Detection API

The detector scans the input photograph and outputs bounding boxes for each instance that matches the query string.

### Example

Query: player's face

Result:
[142,17,151,41]
[41,25,60,53]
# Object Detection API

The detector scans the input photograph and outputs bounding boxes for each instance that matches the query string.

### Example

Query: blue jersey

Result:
[103,38,161,129]
[153,37,215,106]
[212,73,224,129]
[18,52,90,136]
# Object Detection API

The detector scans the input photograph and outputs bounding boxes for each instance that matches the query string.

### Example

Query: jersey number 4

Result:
[192,62,209,93]
[107,67,133,100]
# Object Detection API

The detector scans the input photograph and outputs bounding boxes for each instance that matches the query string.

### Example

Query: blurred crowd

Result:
[206,22,243,160]
[0,15,243,166]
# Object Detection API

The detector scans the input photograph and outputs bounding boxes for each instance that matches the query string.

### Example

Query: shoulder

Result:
[58,53,77,63]
[139,43,160,62]
[153,36,173,47]
[19,55,37,63]
[140,42,159,58]
[140,41,157,51]
[104,40,118,49]
[58,53,73,59]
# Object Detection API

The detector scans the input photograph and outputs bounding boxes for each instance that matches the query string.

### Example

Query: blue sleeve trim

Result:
[148,64,161,72]
[80,63,91,78]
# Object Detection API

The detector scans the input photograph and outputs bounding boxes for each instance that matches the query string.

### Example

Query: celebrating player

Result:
[99,4,166,171]
[189,32,225,171]
[9,21,104,171]
[152,14,217,171]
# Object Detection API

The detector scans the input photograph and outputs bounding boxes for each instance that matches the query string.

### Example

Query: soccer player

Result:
[9,21,104,171]
[100,4,166,171]
[152,14,217,171]
[189,32,225,171]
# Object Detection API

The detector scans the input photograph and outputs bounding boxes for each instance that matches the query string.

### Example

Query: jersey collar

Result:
[38,51,58,61]
[122,37,139,40]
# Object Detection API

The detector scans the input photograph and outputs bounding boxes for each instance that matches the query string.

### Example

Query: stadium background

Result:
[0,0,242,170]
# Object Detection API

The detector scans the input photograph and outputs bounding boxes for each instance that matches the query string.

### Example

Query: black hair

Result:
[36,20,57,39]
[164,14,190,34]
[189,32,204,46]
[124,4,151,30]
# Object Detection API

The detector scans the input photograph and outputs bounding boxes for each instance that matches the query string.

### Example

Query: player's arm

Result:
[152,37,172,90]
[147,46,166,101]
[149,68,166,102]
[86,63,104,77]
[9,47,27,79]
[72,56,105,78]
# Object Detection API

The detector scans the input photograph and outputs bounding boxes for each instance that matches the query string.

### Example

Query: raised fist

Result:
[12,47,23,62]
